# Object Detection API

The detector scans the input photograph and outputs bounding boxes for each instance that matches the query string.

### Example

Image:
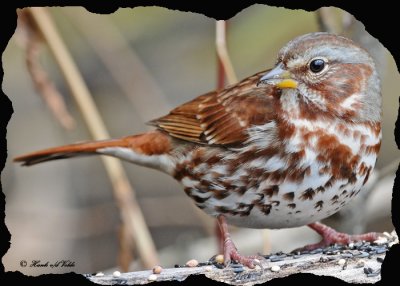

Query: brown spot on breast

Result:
[317,134,342,151]
[174,164,192,181]
[252,193,273,215]
[252,193,264,204]
[235,186,247,196]
[283,192,295,201]
[205,154,222,165]
[228,149,256,172]
[219,180,233,189]
[359,162,367,175]
[237,203,254,216]
[288,167,309,181]
[210,189,230,200]
[319,166,329,175]
[191,194,210,204]
[363,122,381,137]
[316,186,325,193]
[315,200,324,211]
[277,119,296,140]
[257,147,281,160]
[269,171,286,183]
[263,185,279,197]
[200,179,211,186]
[259,204,272,215]
[331,195,339,204]
[365,142,381,155]
[287,150,305,167]
[316,133,361,182]
[324,176,336,188]
[288,203,296,209]
[363,168,371,185]
[251,168,265,178]
[300,188,315,201]
[348,172,357,184]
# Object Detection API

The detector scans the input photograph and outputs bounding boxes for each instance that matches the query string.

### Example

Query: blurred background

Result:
[2,5,398,275]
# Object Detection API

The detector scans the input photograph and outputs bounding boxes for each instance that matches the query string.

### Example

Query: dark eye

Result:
[309,58,326,73]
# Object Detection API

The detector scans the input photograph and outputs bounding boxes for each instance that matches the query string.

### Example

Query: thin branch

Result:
[61,8,216,239]
[215,20,237,85]
[17,10,75,130]
[26,7,159,269]
[61,8,171,120]
[118,224,135,271]
[316,7,340,34]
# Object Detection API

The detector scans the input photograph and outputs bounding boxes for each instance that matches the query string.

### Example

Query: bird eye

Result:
[309,58,326,73]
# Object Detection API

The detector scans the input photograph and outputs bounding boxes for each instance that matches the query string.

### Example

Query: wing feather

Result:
[149,69,277,146]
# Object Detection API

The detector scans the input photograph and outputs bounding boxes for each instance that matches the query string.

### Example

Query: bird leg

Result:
[300,222,381,251]
[217,215,261,268]
[215,220,224,254]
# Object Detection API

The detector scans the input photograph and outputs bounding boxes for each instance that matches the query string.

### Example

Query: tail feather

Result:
[13,138,130,166]
[14,131,173,167]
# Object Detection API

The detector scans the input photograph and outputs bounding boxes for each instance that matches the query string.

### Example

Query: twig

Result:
[61,8,216,239]
[316,7,340,34]
[215,20,237,85]
[60,8,171,120]
[26,7,159,269]
[17,10,75,130]
[118,224,135,271]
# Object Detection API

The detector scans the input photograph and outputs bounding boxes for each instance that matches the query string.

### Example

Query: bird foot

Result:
[223,236,262,268]
[296,222,381,251]
[217,215,262,269]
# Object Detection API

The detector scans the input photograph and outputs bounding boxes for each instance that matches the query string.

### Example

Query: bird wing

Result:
[149,69,278,146]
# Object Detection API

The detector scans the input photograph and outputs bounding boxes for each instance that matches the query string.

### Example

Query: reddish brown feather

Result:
[14,131,172,166]
[149,69,276,145]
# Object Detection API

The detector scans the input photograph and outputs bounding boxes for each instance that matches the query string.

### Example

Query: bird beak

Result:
[257,63,298,89]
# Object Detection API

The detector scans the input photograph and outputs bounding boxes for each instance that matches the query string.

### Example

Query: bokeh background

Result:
[2,5,398,275]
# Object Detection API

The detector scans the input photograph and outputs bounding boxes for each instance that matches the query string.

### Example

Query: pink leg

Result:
[302,222,381,251]
[215,220,223,254]
[217,215,261,268]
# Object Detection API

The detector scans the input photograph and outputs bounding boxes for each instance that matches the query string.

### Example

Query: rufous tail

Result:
[14,131,172,167]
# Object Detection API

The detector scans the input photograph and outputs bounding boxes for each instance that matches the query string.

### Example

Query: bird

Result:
[14,32,382,268]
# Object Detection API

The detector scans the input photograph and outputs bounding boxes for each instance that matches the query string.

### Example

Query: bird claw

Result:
[224,247,264,269]
[294,222,382,252]
[217,215,265,269]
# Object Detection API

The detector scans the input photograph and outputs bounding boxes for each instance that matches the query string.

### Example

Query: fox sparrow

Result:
[15,32,382,268]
